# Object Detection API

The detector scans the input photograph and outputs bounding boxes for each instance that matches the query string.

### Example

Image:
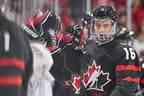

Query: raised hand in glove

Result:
[66,24,82,36]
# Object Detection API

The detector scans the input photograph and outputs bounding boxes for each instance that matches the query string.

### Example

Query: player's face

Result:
[94,19,112,33]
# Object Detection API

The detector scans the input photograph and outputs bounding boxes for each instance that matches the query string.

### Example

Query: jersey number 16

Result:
[123,48,136,60]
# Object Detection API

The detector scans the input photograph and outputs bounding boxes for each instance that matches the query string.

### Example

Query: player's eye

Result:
[95,23,101,29]
[103,23,111,28]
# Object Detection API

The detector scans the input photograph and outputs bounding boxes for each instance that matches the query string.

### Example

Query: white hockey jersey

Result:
[27,41,54,96]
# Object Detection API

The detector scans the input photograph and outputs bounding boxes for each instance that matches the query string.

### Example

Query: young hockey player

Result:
[70,5,142,96]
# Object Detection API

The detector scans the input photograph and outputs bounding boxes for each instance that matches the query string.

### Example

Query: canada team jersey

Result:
[71,40,141,96]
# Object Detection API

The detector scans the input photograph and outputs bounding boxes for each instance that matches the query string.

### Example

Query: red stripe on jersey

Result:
[0,76,22,86]
[0,58,25,70]
[116,64,141,72]
[122,77,140,84]
[140,78,144,84]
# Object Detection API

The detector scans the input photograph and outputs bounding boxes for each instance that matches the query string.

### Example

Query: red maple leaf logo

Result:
[82,62,101,88]
[72,75,81,94]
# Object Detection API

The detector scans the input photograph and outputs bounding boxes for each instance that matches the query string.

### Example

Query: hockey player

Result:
[0,11,33,96]
[22,10,55,96]
[69,5,142,96]
[22,9,76,96]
